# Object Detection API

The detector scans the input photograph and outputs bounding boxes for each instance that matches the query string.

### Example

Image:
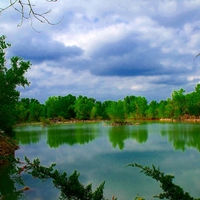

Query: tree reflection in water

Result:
[0,163,23,200]
[108,125,148,150]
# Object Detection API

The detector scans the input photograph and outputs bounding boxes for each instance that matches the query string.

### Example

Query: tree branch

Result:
[0,0,62,31]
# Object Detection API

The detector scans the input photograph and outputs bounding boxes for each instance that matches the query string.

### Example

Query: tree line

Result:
[15,84,200,124]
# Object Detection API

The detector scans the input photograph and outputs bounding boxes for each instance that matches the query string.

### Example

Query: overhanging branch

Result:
[0,0,62,31]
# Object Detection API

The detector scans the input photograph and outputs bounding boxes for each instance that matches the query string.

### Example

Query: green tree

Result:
[171,88,186,119]
[74,96,95,120]
[146,100,158,119]
[16,98,30,123]
[101,100,112,119]
[124,95,137,114]
[29,98,42,122]
[45,95,76,119]
[185,84,200,116]
[133,96,148,119]
[164,98,174,118]
[157,100,168,118]
[56,95,76,119]
[106,100,127,123]
[90,101,102,120]
[0,35,31,135]
[45,96,58,118]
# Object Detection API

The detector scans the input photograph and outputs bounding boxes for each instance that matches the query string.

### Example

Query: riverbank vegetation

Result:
[15,84,200,126]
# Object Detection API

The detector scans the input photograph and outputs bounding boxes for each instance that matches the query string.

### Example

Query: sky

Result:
[1,0,200,103]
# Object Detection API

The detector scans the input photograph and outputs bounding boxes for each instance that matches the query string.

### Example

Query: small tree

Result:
[106,100,127,124]
[0,35,31,136]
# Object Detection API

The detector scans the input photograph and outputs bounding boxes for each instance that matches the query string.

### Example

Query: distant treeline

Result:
[16,84,200,123]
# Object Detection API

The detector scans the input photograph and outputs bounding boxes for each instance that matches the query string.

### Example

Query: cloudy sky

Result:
[1,0,200,103]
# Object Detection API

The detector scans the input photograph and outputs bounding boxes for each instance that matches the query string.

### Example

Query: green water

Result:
[1,122,200,200]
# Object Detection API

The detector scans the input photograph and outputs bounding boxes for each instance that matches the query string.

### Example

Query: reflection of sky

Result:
[15,123,200,200]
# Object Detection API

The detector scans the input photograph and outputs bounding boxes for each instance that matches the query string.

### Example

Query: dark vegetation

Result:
[0,35,31,136]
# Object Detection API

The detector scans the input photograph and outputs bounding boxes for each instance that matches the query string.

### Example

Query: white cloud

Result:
[2,0,200,102]
[54,22,133,58]
[158,0,178,16]
[183,0,200,9]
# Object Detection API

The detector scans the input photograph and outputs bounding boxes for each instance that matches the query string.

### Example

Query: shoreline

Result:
[15,116,200,128]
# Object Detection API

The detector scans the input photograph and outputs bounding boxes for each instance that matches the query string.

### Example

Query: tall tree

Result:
[29,98,42,122]
[0,35,31,135]
[45,96,58,118]
[101,100,112,119]
[157,100,168,118]
[133,96,148,118]
[124,95,137,114]
[16,98,31,123]
[171,88,186,119]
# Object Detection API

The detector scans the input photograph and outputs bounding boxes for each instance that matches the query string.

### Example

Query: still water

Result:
[2,121,200,200]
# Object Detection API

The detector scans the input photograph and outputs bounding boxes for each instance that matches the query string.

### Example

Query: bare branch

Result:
[193,53,200,61]
[0,0,18,12]
[0,0,63,31]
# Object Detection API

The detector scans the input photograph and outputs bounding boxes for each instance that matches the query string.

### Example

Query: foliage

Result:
[134,196,145,200]
[128,163,200,200]
[40,117,51,126]
[0,35,31,136]
[106,100,127,123]
[90,101,102,120]
[74,96,96,120]
[14,83,200,124]
[133,96,148,118]
[170,88,186,119]
[146,100,158,119]
[13,156,106,200]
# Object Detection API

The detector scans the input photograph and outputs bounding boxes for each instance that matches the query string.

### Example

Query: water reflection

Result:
[47,124,98,148]
[0,163,23,200]
[11,122,200,199]
[160,123,200,151]
[15,125,45,145]
[15,122,200,152]
[16,131,41,144]
[108,125,148,150]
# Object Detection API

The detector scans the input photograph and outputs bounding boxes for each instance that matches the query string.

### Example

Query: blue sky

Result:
[1,0,200,103]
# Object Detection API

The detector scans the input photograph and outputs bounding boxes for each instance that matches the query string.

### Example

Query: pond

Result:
[1,121,200,200]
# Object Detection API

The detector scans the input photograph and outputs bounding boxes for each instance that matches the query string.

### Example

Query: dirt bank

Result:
[0,134,19,165]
